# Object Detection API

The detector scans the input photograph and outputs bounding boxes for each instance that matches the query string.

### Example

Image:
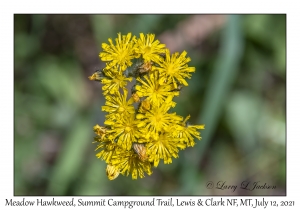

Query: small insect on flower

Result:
[93,124,107,139]
[131,92,140,103]
[88,69,104,81]
[170,83,183,92]
[159,52,166,59]
[138,61,153,74]
[138,99,151,113]
[133,143,148,162]
[106,164,120,180]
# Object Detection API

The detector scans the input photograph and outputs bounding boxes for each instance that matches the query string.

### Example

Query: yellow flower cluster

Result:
[89,33,205,180]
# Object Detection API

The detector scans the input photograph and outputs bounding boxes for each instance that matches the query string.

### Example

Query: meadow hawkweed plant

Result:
[89,33,205,180]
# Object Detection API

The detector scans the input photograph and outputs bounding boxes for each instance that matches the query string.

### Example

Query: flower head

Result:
[156,49,195,88]
[94,135,119,163]
[134,33,166,64]
[174,115,205,147]
[147,133,186,167]
[105,113,140,150]
[136,96,182,139]
[111,150,152,179]
[100,33,137,71]
[101,67,132,95]
[102,90,135,121]
[136,71,179,106]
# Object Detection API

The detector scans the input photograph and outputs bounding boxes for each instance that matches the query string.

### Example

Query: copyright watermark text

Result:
[206,181,276,192]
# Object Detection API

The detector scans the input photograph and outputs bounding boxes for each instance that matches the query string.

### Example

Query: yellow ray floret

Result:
[94,135,119,164]
[156,49,195,88]
[100,33,137,71]
[146,133,186,167]
[134,33,166,64]
[101,67,132,95]
[174,115,205,147]
[110,150,152,179]
[102,90,135,121]
[105,113,141,150]
[136,96,182,139]
[136,71,179,106]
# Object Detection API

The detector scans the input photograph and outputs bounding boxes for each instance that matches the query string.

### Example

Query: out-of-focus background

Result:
[14,14,286,196]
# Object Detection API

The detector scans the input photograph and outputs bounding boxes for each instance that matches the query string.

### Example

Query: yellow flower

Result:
[136,71,179,106]
[111,150,152,179]
[100,33,137,71]
[156,49,195,88]
[102,90,135,121]
[101,67,132,95]
[94,135,119,164]
[146,133,186,167]
[91,32,204,180]
[136,96,182,139]
[134,33,166,64]
[175,115,205,147]
[105,113,140,150]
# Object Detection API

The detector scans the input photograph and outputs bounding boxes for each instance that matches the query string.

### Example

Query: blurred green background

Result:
[14,14,286,196]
